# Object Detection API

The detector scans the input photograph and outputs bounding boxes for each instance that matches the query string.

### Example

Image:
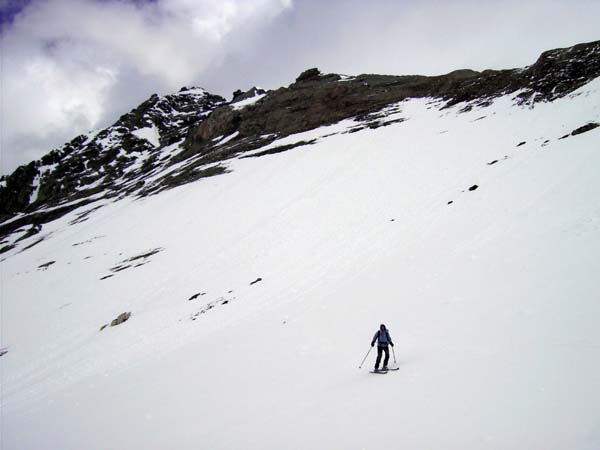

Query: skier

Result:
[371,324,394,371]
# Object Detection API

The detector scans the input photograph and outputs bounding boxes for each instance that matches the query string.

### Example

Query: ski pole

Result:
[392,346,397,364]
[358,346,373,369]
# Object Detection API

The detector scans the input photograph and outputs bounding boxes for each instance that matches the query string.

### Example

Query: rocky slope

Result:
[2,39,600,450]
[1,39,599,248]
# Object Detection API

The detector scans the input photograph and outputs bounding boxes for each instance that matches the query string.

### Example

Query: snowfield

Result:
[2,78,600,450]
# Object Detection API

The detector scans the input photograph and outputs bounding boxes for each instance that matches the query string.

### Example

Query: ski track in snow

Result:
[1,77,600,450]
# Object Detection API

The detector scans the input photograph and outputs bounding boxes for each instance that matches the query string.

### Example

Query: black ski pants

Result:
[375,345,389,369]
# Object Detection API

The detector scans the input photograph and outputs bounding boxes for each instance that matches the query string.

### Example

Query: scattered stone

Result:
[487,160,498,165]
[250,277,263,286]
[447,201,454,205]
[99,324,109,331]
[105,248,164,277]
[69,205,105,226]
[100,274,114,280]
[188,292,206,301]
[559,123,599,140]
[38,261,56,270]
[468,185,479,191]
[110,312,131,327]
[124,248,163,262]
[0,347,8,357]
[0,244,15,254]
[516,141,526,147]
[22,237,45,251]
[570,122,599,136]
[15,224,42,243]
[190,294,236,320]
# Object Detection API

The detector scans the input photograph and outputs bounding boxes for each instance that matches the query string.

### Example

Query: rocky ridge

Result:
[1,39,599,250]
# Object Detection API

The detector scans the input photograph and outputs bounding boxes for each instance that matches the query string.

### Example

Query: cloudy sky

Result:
[1,0,599,175]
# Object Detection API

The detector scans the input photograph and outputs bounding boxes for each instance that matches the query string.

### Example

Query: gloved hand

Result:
[390,343,394,347]
[371,342,374,347]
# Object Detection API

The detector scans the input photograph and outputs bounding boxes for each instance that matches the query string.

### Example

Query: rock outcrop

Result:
[1,40,599,244]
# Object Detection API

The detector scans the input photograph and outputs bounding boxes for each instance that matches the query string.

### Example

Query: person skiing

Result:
[371,324,394,371]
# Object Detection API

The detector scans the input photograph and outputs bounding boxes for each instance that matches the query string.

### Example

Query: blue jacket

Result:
[372,329,393,347]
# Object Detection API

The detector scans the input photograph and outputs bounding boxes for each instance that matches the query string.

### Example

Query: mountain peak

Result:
[1,40,599,243]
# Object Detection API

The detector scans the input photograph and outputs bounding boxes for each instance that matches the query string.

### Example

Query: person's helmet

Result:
[380,324,386,330]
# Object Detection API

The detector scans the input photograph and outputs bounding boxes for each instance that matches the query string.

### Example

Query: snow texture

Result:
[131,124,160,147]
[2,77,600,450]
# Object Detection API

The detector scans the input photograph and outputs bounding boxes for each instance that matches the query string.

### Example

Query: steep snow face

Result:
[2,78,600,450]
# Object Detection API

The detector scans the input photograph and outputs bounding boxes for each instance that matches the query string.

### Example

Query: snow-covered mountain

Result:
[1,40,600,450]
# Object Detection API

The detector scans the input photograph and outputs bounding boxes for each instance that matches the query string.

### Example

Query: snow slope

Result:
[2,78,600,450]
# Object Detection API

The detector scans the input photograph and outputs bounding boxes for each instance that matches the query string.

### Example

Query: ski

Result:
[369,370,388,374]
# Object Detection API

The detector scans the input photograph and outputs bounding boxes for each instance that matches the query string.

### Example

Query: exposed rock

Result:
[240,140,318,159]
[468,185,479,191]
[21,237,45,251]
[189,106,241,143]
[232,89,244,100]
[250,277,263,286]
[1,40,599,244]
[184,42,600,166]
[295,68,321,83]
[0,89,224,238]
[110,312,131,327]
[232,87,266,103]
[38,261,56,270]
[571,122,599,136]
[15,224,42,242]
[0,161,39,219]
[102,248,164,278]
[0,244,15,254]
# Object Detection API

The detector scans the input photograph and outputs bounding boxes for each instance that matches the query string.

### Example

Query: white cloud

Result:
[0,0,293,174]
